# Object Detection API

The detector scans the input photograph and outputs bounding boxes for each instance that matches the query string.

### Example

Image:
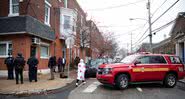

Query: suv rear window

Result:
[169,56,182,64]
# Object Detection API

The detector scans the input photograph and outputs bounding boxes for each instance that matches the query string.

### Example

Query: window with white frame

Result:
[40,45,49,58]
[9,0,19,16]
[0,41,12,57]
[63,15,71,30]
[44,0,51,25]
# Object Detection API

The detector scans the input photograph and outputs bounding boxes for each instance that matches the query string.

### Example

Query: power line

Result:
[151,0,179,25]
[152,19,175,33]
[87,0,146,11]
[132,0,179,47]
[151,0,168,18]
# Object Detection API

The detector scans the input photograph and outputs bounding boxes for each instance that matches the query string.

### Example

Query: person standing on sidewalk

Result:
[58,56,66,78]
[76,59,86,87]
[14,53,25,84]
[4,53,14,80]
[27,56,39,82]
[48,56,56,80]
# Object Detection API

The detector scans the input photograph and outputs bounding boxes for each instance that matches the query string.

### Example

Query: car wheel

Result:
[115,74,129,90]
[164,73,177,88]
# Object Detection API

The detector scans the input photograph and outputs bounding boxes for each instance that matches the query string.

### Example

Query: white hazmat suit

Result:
[76,59,86,86]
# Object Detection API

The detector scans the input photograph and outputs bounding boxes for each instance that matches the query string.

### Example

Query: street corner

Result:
[0,75,75,96]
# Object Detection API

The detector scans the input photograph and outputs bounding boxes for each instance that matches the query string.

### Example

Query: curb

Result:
[177,80,185,90]
[0,79,76,97]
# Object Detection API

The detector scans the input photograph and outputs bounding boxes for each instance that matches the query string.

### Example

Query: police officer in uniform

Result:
[14,53,25,84]
[4,53,14,80]
[27,56,39,82]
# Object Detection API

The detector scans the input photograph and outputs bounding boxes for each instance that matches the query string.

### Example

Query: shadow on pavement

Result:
[98,83,168,91]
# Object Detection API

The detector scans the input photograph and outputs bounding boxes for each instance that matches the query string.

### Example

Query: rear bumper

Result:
[96,74,114,85]
[178,71,185,80]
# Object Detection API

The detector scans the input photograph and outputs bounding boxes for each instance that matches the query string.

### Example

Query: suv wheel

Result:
[115,74,129,90]
[164,73,177,88]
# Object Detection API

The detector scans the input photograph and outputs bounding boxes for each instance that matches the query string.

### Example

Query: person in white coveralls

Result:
[76,59,86,87]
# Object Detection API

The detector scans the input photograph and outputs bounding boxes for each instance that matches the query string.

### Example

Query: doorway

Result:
[31,46,37,57]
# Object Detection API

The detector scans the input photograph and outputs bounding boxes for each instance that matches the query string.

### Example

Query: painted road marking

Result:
[136,87,143,92]
[83,81,100,93]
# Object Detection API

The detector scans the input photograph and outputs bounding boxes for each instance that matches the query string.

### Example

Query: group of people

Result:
[4,53,38,84]
[48,56,66,80]
[4,52,86,87]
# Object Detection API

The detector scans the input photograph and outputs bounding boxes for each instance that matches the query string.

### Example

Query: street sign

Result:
[65,37,74,48]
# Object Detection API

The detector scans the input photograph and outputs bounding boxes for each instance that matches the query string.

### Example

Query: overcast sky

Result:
[77,0,185,51]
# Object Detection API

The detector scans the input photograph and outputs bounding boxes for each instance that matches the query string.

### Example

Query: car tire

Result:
[164,73,177,88]
[115,74,129,90]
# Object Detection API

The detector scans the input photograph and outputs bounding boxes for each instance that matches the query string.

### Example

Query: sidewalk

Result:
[0,70,77,95]
[177,77,185,90]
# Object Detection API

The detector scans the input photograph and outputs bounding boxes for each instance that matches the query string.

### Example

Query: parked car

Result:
[85,58,113,78]
[97,52,185,89]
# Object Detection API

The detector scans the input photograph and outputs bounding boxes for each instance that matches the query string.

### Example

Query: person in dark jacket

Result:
[58,56,66,78]
[27,56,39,82]
[4,53,14,80]
[48,56,56,80]
[14,53,25,84]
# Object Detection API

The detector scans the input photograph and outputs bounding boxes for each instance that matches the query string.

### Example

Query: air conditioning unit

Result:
[32,37,41,45]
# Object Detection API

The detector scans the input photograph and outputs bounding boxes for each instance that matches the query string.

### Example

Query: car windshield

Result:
[120,54,139,64]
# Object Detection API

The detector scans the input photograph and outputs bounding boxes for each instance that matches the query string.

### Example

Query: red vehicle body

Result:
[97,53,185,89]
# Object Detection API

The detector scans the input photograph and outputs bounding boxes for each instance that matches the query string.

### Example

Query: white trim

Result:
[8,0,19,17]
[64,0,68,8]
[45,0,51,7]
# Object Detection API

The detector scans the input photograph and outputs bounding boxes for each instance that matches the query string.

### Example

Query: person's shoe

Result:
[76,83,78,87]
[16,82,19,84]
[83,81,86,85]
[21,82,23,84]
[35,80,37,82]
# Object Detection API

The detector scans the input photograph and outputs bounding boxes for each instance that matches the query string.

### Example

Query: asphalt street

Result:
[69,78,185,99]
[1,78,185,99]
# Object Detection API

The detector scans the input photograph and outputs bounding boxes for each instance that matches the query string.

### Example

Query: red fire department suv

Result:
[97,53,185,89]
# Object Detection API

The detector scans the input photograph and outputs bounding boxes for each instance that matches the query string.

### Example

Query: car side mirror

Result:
[134,61,141,66]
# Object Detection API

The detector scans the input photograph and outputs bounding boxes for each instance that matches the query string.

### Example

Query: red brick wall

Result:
[0,34,31,70]
[0,0,88,68]
[0,34,55,70]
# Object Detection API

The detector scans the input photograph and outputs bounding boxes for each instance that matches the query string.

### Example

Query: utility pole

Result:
[147,0,152,52]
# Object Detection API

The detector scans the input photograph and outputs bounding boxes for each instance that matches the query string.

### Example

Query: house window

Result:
[0,41,12,57]
[9,0,19,16]
[40,45,49,59]
[44,0,51,26]
[63,15,71,30]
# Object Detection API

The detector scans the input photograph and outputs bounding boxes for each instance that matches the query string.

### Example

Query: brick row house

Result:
[170,12,185,62]
[0,0,90,76]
